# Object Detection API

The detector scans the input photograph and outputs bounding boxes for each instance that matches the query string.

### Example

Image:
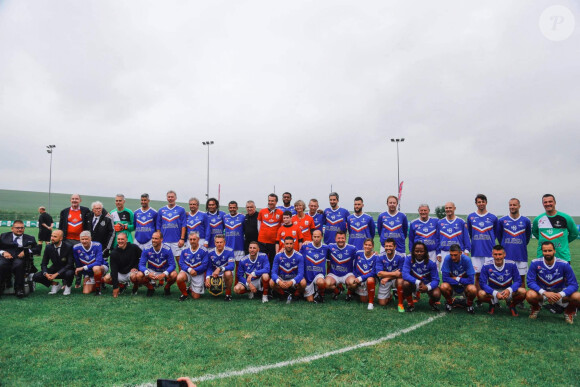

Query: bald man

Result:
[436,202,471,266]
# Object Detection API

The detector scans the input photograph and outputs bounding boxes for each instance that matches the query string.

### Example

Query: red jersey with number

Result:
[67,208,83,241]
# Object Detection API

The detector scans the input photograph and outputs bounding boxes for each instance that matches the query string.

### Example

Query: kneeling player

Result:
[73,231,108,295]
[177,232,209,301]
[526,241,580,324]
[270,237,306,303]
[402,241,441,312]
[137,231,177,297]
[205,234,235,301]
[478,245,526,316]
[103,233,142,297]
[325,231,358,301]
[300,230,328,303]
[349,238,377,310]
[440,244,477,314]
[234,241,270,302]
[375,238,405,311]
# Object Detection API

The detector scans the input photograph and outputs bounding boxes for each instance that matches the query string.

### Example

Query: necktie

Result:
[93,217,98,229]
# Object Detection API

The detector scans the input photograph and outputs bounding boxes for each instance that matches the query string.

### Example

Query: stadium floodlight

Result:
[46,145,56,214]
[390,138,405,210]
[202,141,214,199]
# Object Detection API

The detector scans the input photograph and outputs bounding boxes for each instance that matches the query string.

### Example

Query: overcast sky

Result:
[1,1,579,216]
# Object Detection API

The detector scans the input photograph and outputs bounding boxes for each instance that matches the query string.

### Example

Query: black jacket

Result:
[58,206,91,239]
[40,242,74,275]
[109,243,142,289]
[88,213,115,254]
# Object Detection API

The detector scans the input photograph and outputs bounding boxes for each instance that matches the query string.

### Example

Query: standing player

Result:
[526,241,580,324]
[224,201,246,263]
[440,244,477,314]
[408,204,439,269]
[324,231,358,301]
[532,194,578,262]
[156,190,187,265]
[498,198,532,284]
[72,231,107,295]
[257,194,284,263]
[176,232,209,301]
[478,245,526,316]
[323,192,350,245]
[402,241,441,312]
[134,193,157,251]
[308,199,324,233]
[377,195,408,254]
[234,241,271,302]
[276,211,304,253]
[270,237,306,303]
[467,194,499,290]
[300,230,328,303]
[185,197,210,247]
[110,194,135,246]
[375,238,405,311]
[350,238,377,310]
[137,231,177,297]
[103,233,142,297]
[437,202,471,264]
[346,197,376,251]
[206,198,225,249]
[205,234,235,301]
[277,192,296,215]
[292,200,315,242]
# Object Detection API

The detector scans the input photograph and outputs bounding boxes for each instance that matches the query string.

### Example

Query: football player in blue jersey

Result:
[402,241,441,312]
[270,236,306,303]
[440,244,477,314]
[477,245,526,316]
[349,238,377,310]
[526,241,580,324]
[234,241,271,302]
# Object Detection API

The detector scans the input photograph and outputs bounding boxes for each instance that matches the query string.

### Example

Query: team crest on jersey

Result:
[479,222,484,227]
[356,222,360,226]
[292,231,296,236]
[389,221,394,226]
[276,214,280,219]
[305,221,310,225]
[100,221,105,226]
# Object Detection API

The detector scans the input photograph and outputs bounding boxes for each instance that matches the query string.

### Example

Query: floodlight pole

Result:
[46,145,56,214]
[390,138,404,211]
[202,141,214,200]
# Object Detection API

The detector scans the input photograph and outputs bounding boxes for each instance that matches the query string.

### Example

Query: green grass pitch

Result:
[0,192,579,386]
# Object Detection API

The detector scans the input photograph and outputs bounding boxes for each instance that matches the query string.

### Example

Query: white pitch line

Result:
[188,313,445,383]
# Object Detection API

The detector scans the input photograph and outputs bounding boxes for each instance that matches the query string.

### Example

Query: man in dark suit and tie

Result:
[0,220,37,298]
[33,229,74,295]
[88,201,115,258]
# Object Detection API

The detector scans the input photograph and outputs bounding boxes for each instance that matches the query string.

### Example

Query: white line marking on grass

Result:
[190,313,445,383]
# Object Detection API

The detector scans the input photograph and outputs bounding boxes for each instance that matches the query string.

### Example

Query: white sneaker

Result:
[367,303,374,310]
[248,291,255,299]
[62,286,71,296]
[262,295,269,303]
[49,283,63,295]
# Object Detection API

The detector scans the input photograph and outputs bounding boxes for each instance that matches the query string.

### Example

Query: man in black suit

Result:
[0,220,37,298]
[88,201,115,258]
[33,229,74,295]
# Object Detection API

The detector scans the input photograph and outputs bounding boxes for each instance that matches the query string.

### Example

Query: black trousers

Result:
[33,268,74,287]
[0,257,26,291]
[258,242,276,266]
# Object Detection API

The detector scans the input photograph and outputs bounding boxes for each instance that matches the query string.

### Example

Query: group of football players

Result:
[2,190,578,324]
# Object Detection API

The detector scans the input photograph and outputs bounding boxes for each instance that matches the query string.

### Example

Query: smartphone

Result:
[156,379,187,387]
